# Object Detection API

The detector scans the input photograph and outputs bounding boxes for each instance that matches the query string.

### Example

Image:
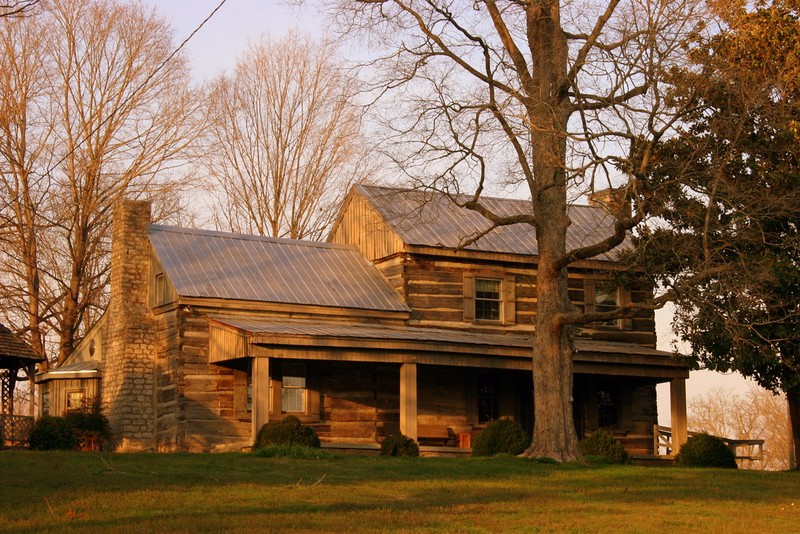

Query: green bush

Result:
[29,416,78,450]
[676,433,737,468]
[254,415,320,449]
[579,430,629,464]
[472,419,528,457]
[379,433,420,457]
[63,401,112,451]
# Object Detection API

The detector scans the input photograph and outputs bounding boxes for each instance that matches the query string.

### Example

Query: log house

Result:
[38,185,689,454]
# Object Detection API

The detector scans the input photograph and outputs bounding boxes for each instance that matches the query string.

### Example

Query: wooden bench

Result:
[417,424,454,446]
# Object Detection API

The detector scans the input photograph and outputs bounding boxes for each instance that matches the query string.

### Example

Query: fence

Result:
[0,414,35,449]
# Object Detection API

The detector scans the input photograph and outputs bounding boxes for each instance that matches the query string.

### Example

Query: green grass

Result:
[1,452,798,532]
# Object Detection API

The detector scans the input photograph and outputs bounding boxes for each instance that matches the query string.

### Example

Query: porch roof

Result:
[208,316,688,379]
[35,360,102,383]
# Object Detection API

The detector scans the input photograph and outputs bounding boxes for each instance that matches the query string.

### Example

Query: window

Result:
[478,379,500,423]
[475,278,501,321]
[464,273,515,325]
[597,389,619,428]
[281,362,307,413]
[594,285,619,327]
[66,390,85,411]
[41,388,50,416]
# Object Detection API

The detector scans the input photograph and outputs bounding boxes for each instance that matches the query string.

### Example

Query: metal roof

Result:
[149,226,410,312]
[210,316,674,359]
[354,184,627,260]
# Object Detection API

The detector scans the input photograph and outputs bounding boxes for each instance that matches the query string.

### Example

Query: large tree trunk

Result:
[788,388,800,470]
[518,1,581,461]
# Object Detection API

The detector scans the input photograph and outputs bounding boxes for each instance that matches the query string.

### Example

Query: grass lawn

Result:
[1,451,798,533]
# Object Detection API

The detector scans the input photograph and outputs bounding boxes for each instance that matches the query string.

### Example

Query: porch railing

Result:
[0,414,35,449]
[653,425,764,461]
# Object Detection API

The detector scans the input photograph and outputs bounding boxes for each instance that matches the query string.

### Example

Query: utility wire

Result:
[43,0,229,179]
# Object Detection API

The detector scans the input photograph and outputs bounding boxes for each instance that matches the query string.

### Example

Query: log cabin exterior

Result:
[38,185,689,454]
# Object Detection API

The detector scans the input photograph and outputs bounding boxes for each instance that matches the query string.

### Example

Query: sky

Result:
[144,0,318,82]
[143,0,758,425]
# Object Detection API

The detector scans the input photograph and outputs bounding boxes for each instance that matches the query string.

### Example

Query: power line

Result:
[43,0,229,179]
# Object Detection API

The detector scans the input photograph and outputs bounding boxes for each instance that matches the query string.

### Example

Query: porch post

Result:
[252,357,270,442]
[399,363,418,441]
[670,378,688,454]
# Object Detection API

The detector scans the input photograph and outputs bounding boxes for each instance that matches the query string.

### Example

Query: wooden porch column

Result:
[400,363,418,441]
[670,378,688,454]
[252,357,270,441]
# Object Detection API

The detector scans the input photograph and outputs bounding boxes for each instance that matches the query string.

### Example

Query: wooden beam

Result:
[670,378,688,454]
[252,357,270,442]
[399,363,418,441]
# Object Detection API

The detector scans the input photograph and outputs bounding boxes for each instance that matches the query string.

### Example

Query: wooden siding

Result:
[41,378,100,417]
[154,308,251,452]
[328,191,405,262]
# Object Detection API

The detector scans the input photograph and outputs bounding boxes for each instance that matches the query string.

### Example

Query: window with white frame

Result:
[281,362,307,413]
[593,284,619,327]
[475,278,502,321]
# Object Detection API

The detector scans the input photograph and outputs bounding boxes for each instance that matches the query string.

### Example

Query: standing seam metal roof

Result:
[149,226,410,312]
[354,184,626,260]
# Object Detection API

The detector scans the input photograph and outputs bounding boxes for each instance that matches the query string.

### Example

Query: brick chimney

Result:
[102,200,156,451]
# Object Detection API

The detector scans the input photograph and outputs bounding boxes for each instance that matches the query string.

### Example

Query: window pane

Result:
[475,279,500,299]
[595,285,618,326]
[282,388,306,413]
[66,391,84,410]
[475,278,501,321]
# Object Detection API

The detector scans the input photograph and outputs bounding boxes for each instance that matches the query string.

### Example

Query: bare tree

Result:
[689,386,791,470]
[201,32,366,240]
[309,0,707,460]
[0,1,41,18]
[0,0,198,367]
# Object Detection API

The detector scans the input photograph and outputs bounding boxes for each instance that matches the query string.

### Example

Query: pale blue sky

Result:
[144,0,317,81]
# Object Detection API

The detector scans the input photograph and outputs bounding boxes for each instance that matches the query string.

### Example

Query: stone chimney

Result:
[102,200,156,451]
[588,187,631,218]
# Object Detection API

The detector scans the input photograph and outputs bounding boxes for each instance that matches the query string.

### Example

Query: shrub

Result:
[380,433,419,457]
[579,430,629,464]
[29,416,78,451]
[676,433,737,468]
[63,401,112,451]
[254,415,320,449]
[472,419,528,457]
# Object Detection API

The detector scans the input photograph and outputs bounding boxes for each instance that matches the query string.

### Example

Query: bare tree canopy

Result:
[201,32,367,240]
[306,0,707,460]
[0,0,198,367]
[689,386,791,470]
[0,1,40,18]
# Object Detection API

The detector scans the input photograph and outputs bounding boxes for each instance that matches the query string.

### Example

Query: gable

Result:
[148,225,409,313]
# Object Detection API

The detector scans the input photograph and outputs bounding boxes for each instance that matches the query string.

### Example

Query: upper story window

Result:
[464,274,516,325]
[586,279,630,329]
[594,286,619,327]
[475,278,501,321]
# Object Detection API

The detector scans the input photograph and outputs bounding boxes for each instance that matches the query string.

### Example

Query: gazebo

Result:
[0,323,44,448]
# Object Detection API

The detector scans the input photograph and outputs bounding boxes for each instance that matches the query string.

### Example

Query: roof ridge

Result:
[148,225,356,251]
[356,183,602,209]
